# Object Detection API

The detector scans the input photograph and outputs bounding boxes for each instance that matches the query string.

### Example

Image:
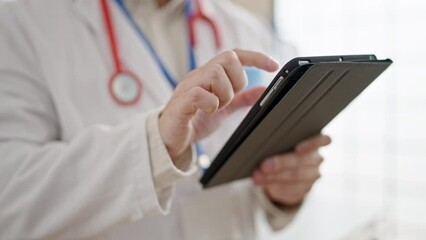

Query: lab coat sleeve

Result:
[0,117,172,239]
[146,108,197,212]
[0,8,180,240]
[254,187,300,231]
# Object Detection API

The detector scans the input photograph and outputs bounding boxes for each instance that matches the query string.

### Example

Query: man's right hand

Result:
[158,49,279,160]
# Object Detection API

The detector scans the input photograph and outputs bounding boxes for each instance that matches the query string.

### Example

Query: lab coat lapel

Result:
[72,0,110,66]
[73,0,174,106]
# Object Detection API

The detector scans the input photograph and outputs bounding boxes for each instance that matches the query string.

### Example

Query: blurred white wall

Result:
[231,0,273,24]
[275,0,426,239]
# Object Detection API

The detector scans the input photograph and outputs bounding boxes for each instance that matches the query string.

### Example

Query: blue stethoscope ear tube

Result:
[113,0,221,167]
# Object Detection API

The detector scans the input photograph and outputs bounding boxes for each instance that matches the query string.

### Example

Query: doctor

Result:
[0,0,331,239]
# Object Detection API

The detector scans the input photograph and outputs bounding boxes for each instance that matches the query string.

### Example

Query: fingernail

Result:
[267,58,279,70]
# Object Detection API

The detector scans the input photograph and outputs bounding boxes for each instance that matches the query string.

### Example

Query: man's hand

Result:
[252,134,331,206]
[159,49,279,160]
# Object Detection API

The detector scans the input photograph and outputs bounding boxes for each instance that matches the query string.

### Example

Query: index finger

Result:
[295,134,331,154]
[259,151,323,174]
[208,49,279,93]
[233,49,279,72]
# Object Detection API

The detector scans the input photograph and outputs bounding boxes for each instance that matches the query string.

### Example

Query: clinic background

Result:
[229,0,426,238]
[272,0,426,239]
[1,0,424,239]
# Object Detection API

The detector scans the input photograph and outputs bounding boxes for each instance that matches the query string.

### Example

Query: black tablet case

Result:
[201,60,392,188]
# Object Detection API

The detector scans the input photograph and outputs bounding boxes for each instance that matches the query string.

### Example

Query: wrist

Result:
[158,111,188,161]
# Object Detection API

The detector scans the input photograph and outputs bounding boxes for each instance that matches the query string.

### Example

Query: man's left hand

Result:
[252,134,331,206]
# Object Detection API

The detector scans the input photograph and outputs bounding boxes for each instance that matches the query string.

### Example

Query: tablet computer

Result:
[200,55,392,188]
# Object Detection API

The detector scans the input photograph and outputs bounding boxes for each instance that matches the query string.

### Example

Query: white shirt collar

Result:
[124,0,186,20]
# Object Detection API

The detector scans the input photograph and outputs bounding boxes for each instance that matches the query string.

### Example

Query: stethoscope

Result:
[100,0,221,106]
[100,0,220,167]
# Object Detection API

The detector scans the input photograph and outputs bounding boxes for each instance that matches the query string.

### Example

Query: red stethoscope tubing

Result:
[188,0,222,50]
[101,0,222,106]
[100,0,121,72]
[101,0,143,106]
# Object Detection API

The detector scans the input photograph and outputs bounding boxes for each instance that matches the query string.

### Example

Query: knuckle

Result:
[208,64,224,78]
[309,151,323,164]
[233,79,246,91]
[188,87,203,102]
[222,50,239,63]
[222,89,234,104]
[206,100,219,114]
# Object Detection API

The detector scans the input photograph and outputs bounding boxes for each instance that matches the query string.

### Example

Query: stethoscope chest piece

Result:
[109,70,142,106]
[101,0,221,107]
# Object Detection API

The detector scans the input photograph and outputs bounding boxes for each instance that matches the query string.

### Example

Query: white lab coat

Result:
[0,0,292,239]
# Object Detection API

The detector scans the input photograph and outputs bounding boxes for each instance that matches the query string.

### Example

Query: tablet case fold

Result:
[201,60,392,188]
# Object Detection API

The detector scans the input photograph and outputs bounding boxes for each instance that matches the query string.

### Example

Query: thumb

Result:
[226,86,266,113]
